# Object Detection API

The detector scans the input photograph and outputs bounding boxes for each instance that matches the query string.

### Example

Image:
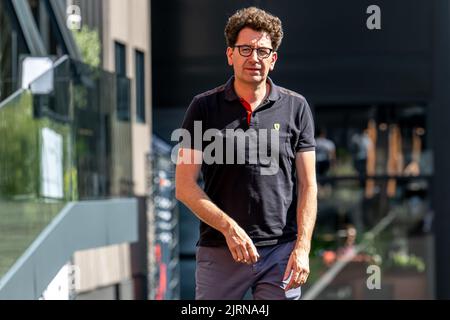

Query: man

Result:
[315,128,336,177]
[175,7,317,300]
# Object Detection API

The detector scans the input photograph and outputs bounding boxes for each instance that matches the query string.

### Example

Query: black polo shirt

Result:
[180,76,316,247]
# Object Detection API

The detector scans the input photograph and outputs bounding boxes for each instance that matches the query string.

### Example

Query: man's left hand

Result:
[283,248,310,291]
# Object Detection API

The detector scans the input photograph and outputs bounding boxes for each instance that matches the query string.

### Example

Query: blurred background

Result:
[0,0,449,300]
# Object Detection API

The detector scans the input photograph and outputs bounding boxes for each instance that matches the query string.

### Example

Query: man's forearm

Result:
[295,184,318,253]
[176,180,234,234]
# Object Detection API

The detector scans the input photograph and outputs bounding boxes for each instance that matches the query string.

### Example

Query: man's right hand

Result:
[223,222,260,265]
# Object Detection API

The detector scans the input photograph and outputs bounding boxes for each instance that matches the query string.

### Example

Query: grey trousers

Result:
[195,240,301,300]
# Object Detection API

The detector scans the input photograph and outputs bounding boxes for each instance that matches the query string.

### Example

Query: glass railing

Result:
[0,56,133,278]
[303,175,434,299]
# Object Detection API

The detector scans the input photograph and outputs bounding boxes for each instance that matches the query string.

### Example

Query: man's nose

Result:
[248,49,259,61]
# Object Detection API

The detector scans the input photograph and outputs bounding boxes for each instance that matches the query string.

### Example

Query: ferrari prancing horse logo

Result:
[273,123,280,131]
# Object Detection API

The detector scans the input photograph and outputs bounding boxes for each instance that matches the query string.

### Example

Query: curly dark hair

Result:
[224,7,284,51]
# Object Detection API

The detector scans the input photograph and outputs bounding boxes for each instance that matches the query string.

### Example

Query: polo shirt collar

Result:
[266,77,281,101]
[224,76,281,102]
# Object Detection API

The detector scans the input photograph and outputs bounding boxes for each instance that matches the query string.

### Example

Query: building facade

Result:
[0,0,152,300]
[71,0,152,299]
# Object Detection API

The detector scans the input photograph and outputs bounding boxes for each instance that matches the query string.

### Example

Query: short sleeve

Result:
[295,99,316,152]
[179,96,204,151]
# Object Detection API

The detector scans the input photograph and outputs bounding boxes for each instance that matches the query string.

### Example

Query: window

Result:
[115,42,129,121]
[135,50,146,123]
[115,42,126,77]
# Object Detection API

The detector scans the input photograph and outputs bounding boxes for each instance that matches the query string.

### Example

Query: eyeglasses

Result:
[233,45,274,59]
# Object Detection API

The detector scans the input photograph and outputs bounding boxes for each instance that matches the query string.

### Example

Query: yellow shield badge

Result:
[274,123,280,131]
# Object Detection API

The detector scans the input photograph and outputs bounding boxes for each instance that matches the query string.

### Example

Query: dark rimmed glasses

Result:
[233,45,274,59]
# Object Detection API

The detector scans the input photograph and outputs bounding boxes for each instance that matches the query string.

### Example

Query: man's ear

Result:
[226,47,234,66]
[269,52,278,71]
